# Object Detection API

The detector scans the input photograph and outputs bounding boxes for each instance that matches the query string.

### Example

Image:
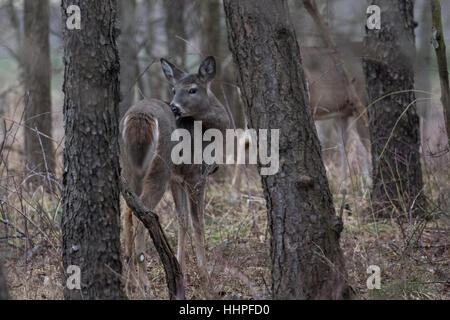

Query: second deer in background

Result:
[231,44,371,199]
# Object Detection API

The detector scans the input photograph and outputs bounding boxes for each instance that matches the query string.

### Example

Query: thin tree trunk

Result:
[144,0,163,100]
[61,0,124,300]
[224,0,350,300]
[23,0,55,187]
[201,0,221,67]
[164,0,186,67]
[416,0,433,146]
[200,0,245,128]
[0,263,8,300]
[118,0,139,118]
[431,0,450,147]
[363,0,425,218]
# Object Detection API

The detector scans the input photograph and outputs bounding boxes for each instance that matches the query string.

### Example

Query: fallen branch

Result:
[119,176,185,300]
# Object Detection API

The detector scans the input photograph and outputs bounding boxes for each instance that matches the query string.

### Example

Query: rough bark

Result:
[23,0,55,187]
[119,177,185,300]
[118,0,139,118]
[61,0,124,300]
[224,0,349,299]
[164,0,187,66]
[431,0,450,147]
[363,0,425,218]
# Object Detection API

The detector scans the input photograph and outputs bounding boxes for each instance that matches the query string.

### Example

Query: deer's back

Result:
[120,99,176,195]
[301,44,368,120]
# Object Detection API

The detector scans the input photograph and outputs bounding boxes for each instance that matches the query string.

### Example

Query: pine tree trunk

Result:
[61,0,124,300]
[224,0,349,300]
[118,0,139,118]
[23,0,55,187]
[363,0,426,218]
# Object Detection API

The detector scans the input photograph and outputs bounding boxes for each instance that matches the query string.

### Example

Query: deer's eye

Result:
[189,88,197,95]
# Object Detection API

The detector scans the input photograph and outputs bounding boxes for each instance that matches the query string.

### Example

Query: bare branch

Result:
[119,176,185,300]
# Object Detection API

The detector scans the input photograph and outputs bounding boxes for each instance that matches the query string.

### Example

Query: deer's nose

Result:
[170,103,180,114]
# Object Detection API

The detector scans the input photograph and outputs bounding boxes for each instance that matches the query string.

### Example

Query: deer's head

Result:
[161,56,216,120]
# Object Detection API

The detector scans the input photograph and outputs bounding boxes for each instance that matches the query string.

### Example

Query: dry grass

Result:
[1,92,449,300]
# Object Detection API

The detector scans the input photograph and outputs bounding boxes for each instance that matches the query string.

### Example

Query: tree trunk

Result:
[224,0,349,300]
[118,0,139,118]
[164,0,186,67]
[200,0,245,129]
[431,0,450,147]
[23,0,55,187]
[201,0,222,67]
[144,0,164,100]
[363,0,426,219]
[0,263,8,300]
[416,0,433,147]
[61,0,124,300]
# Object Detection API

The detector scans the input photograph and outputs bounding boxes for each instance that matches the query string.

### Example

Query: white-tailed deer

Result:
[231,44,370,199]
[120,56,230,293]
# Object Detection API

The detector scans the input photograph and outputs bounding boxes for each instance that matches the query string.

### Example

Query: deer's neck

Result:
[201,93,230,132]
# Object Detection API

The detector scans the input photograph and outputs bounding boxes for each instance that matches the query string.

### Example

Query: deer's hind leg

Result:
[170,181,189,274]
[123,205,138,290]
[135,169,170,291]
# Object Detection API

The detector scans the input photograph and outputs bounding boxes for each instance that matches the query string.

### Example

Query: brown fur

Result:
[124,112,157,168]
[121,57,230,297]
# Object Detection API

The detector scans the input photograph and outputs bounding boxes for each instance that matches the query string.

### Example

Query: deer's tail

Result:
[122,112,159,173]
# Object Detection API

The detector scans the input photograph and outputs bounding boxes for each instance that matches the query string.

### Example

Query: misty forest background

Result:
[0,0,449,300]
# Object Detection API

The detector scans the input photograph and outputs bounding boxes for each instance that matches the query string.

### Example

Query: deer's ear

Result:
[198,56,216,83]
[161,58,185,84]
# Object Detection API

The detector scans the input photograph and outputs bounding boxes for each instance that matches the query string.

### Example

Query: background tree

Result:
[118,0,139,118]
[199,0,245,128]
[431,0,450,146]
[0,263,8,300]
[416,0,432,121]
[61,0,124,300]
[363,0,426,218]
[23,0,55,187]
[164,0,186,66]
[224,0,350,299]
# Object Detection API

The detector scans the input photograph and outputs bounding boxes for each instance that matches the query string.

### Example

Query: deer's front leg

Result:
[187,178,216,299]
[187,180,207,269]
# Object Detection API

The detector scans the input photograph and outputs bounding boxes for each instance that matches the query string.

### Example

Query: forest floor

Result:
[1,88,449,299]
[2,160,449,300]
